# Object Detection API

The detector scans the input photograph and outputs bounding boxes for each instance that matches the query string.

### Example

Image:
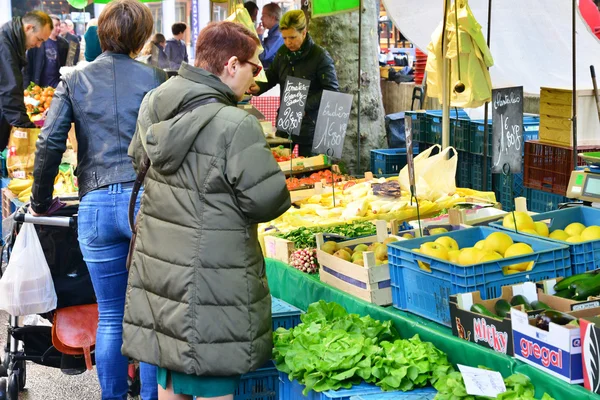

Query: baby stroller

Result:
[0,202,98,400]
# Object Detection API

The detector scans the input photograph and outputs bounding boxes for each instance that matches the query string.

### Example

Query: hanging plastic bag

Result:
[0,223,57,316]
[399,144,458,201]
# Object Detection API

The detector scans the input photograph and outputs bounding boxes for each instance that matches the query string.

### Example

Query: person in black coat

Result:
[250,10,339,156]
[23,15,69,89]
[60,20,81,65]
[0,11,52,149]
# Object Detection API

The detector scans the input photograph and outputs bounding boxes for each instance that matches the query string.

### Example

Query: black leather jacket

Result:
[31,52,167,213]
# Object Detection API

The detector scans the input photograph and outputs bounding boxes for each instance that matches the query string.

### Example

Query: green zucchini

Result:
[510,295,532,311]
[554,289,575,299]
[554,272,597,292]
[572,273,600,300]
[494,299,512,318]
[531,300,552,310]
[471,304,501,320]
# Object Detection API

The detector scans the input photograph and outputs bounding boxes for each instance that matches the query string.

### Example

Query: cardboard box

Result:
[512,288,600,383]
[278,154,329,173]
[315,220,394,306]
[538,277,600,311]
[450,283,542,356]
[580,316,600,393]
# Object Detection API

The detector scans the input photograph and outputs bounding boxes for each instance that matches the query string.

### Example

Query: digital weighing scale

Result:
[567,152,600,205]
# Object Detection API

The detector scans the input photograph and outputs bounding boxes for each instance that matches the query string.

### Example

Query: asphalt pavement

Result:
[0,310,102,400]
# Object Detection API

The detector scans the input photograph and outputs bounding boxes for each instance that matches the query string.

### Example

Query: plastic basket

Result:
[236,366,279,400]
[405,112,423,142]
[388,227,571,325]
[470,155,493,192]
[370,148,419,175]
[278,373,435,400]
[456,151,471,188]
[493,173,524,212]
[524,188,568,213]
[490,207,600,274]
[469,120,492,156]
[425,115,442,145]
[450,119,470,152]
[350,390,437,400]
[523,141,600,195]
[272,297,303,331]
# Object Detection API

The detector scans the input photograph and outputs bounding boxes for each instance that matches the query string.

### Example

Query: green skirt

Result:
[157,367,241,397]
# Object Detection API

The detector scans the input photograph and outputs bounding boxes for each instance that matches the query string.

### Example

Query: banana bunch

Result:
[8,178,34,202]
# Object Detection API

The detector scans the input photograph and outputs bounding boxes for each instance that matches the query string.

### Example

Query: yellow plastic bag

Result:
[226,4,267,83]
[399,144,458,201]
[7,127,41,179]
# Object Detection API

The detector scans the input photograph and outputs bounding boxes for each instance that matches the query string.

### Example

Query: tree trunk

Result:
[308,2,386,174]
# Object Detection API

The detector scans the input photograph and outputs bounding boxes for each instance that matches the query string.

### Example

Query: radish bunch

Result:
[290,248,319,274]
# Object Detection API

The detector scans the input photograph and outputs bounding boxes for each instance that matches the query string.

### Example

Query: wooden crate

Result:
[315,220,394,306]
[2,188,16,218]
[278,154,328,173]
[539,87,600,146]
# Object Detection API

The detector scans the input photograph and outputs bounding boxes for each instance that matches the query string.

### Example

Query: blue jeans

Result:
[78,183,157,400]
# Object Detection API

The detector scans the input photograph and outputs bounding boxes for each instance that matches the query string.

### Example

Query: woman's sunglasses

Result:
[226,60,262,77]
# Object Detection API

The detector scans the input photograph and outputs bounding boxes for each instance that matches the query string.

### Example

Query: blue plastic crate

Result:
[278,373,434,400]
[272,297,303,331]
[405,111,424,142]
[524,188,568,213]
[388,227,571,325]
[450,118,470,152]
[470,155,493,192]
[350,389,437,400]
[235,366,279,400]
[490,207,600,274]
[456,151,471,188]
[424,110,469,146]
[370,148,419,175]
[493,173,524,212]
[470,117,539,156]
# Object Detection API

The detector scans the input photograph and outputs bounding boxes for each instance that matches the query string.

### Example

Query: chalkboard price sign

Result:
[491,86,523,174]
[276,77,310,136]
[312,91,353,159]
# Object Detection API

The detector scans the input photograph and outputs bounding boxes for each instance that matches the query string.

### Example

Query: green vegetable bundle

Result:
[276,221,378,249]
[273,301,452,395]
[434,370,555,400]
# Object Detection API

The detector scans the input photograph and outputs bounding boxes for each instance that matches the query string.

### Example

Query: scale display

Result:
[583,175,600,199]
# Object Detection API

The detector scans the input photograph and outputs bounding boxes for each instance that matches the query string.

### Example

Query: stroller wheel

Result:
[16,361,25,391]
[6,373,17,400]
[0,377,6,400]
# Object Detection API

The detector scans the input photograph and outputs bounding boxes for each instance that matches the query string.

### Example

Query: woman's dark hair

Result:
[194,21,259,76]
[97,0,154,54]
[151,33,166,46]
[171,22,187,36]
[244,2,259,17]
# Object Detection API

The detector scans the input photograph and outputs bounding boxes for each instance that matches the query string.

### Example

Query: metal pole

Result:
[441,0,451,150]
[482,0,492,191]
[356,0,362,173]
[572,0,578,169]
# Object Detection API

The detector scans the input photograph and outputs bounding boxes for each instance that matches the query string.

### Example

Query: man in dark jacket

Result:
[257,3,284,69]
[60,20,80,65]
[165,22,188,70]
[23,15,69,89]
[0,11,52,149]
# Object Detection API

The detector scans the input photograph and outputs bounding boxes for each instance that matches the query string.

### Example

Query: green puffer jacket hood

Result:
[122,62,291,376]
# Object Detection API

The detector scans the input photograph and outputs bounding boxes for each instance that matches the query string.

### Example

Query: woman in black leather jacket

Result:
[250,10,339,156]
[30,1,167,399]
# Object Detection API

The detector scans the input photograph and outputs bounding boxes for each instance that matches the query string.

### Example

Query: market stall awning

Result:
[312,0,359,17]
[382,0,600,93]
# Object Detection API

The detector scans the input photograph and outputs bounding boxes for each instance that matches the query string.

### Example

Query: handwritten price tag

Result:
[458,365,506,397]
[312,91,353,159]
[276,77,310,136]
[492,87,523,174]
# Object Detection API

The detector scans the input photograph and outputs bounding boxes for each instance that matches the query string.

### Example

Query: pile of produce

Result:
[469,295,579,330]
[7,164,77,202]
[24,83,55,118]
[272,146,298,162]
[434,370,554,399]
[321,237,398,267]
[552,271,600,300]
[275,221,378,249]
[274,301,452,394]
[289,248,319,274]
[502,212,600,242]
[286,169,344,190]
[414,231,535,274]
